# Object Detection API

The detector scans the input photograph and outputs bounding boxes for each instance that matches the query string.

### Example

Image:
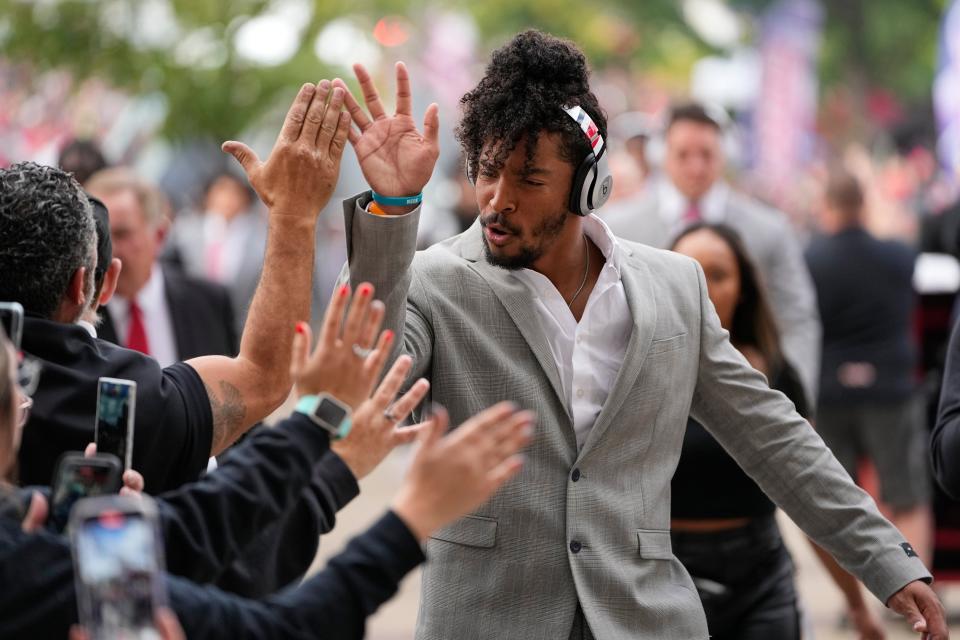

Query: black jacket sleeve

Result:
[211,449,360,596]
[0,510,422,639]
[157,413,358,587]
[933,317,960,498]
[168,510,425,639]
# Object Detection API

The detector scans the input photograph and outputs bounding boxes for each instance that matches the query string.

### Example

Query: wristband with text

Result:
[370,190,423,207]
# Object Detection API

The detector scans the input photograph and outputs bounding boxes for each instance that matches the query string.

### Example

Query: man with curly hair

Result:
[334,30,945,639]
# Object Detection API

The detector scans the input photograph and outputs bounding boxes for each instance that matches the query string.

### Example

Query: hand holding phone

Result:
[95,378,137,471]
[49,452,123,533]
[70,495,166,640]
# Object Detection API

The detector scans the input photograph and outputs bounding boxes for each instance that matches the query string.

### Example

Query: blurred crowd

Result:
[4,20,960,639]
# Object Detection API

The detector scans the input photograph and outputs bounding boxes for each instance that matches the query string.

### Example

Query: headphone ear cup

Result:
[591,150,613,210]
[569,156,594,216]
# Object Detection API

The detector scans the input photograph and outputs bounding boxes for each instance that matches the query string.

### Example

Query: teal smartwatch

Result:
[295,393,352,440]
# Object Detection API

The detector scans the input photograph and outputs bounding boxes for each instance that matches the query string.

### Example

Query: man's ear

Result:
[66,267,88,307]
[98,258,122,306]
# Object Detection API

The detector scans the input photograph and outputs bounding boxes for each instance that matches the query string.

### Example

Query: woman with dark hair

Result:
[670,223,884,640]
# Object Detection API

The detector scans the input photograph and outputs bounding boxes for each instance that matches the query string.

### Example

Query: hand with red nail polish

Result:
[289,282,393,410]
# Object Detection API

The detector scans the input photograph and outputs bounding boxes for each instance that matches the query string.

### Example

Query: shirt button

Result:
[571,468,581,482]
[570,540,582,554]
[576,388,585,398]
[576,335,583,344]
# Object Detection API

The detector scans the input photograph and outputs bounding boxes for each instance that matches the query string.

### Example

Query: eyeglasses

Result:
[16,392,32,429]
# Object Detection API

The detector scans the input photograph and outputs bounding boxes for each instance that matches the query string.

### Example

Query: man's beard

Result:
[480,209,568,270]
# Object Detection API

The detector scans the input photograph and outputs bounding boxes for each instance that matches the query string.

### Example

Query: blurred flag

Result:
[935,0,960,179]
[751,0,823,202]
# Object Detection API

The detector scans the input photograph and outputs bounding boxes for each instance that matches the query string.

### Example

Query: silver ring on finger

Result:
[352,344,373,359]
[383,409,398,423]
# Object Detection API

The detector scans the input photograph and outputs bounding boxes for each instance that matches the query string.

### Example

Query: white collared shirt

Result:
[656,177,730,236]
[512,215,633,450]
[106,267,179,368]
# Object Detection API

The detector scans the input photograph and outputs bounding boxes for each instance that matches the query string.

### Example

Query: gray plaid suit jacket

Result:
[341,192,929,640]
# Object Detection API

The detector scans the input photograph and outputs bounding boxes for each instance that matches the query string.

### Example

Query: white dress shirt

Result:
[656,177,730,235]
[106,267,179,368]
[512,215,633,450]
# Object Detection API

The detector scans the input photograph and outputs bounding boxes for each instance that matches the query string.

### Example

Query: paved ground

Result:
[309,446,960,639]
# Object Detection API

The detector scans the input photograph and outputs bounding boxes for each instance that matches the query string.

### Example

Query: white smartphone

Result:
[94,377,137,471]
[0,301,24,350]
[69,494,166,640]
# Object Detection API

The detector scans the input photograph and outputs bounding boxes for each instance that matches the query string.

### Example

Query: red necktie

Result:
[126,301,151,355]
[683,201,702,225]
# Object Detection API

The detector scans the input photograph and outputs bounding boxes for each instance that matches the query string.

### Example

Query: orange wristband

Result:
[368,201,387,216]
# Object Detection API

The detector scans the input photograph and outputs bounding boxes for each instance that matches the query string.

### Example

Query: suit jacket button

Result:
[571,468,581,482]
[570,540,582,554]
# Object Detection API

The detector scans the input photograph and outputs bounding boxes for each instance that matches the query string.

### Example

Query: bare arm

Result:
[188,81,352,454]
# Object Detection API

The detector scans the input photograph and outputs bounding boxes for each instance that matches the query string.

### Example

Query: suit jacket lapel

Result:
[459,222,571,421]
[162,267,191,361]
[579,251,657,458]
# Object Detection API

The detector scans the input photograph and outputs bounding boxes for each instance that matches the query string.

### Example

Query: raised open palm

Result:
[333,62,439,199]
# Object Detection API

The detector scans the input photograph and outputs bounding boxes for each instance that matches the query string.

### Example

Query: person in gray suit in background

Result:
[604,104,822,408]
[333,31,945,640]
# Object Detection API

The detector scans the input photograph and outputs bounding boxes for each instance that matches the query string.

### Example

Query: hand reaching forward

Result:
[223,80,350,219]
[391,403,534,541]
[333,62,439,205]
[332,355,430,480]
[887,580,948,639]
[289,283,392,410]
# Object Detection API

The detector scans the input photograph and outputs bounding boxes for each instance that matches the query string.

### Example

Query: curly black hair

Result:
[457,30,606,187]
[0,162,95,319]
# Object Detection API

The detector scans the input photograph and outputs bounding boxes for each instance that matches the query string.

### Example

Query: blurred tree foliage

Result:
[0,0,949,141]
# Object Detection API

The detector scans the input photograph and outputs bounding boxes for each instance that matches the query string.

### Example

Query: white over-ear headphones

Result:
[464,105,614,216]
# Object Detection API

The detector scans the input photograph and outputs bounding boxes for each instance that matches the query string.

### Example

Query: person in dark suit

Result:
[806,168,932,566]
[96,266,238,362]
[86,168,237,365]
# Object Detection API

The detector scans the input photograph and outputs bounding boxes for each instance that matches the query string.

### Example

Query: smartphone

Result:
[70,495,166,640]
[95,378,137,470]
[49,452,123,533]
[0,301,24,350]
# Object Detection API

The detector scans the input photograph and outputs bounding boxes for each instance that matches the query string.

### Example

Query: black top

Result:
[933,318,960,499]
[805,227,917,405]
[671,363,810,520]
[18,316,213,493]
[0,413,418,639]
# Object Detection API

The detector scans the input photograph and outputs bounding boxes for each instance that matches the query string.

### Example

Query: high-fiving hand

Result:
[289,283,392,411]
[223,80,350,219]
[333,62,440,208]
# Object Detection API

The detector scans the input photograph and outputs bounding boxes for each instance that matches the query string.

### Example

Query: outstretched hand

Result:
[289,283,392,410]
[391,403,534,541]
[887,580,948,639]
[333,62,439,205]
[332,355,430,480]
[222,80,350,219]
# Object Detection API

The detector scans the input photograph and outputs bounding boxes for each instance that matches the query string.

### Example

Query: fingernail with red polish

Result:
[339,284,350,297]
[384,330,394,342]
[295,322,307,334]
[359,284,372,297]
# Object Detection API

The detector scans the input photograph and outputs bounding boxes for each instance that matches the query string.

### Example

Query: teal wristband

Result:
[370,190,423,207]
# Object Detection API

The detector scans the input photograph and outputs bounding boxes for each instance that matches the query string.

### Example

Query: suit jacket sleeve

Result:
[758,213,822,408]
[157,413,358,586]
[339,192,433,381]
[933,317,960,498]
[687,260,930,603]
